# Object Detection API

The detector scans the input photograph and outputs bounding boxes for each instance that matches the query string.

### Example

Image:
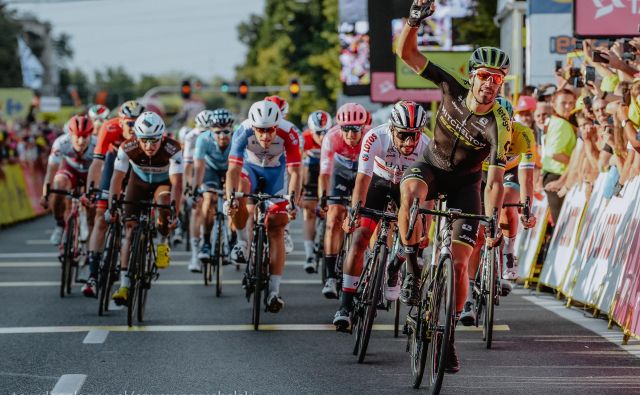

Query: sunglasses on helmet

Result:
[473,69,505,85]
[340,125,363,134]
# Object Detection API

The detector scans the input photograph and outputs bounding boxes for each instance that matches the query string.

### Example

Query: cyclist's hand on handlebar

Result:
[80,194,94,208]
[342,215,357,234]
[104,208,117,224]
[520,214,537,229]
[486,228,503,248]
[223,200,236,217]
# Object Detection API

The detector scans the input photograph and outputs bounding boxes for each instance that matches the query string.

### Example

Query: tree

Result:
[0,3,22,87]
[94,66,136,109]
[453,1,500,48]
[236,0,340,125]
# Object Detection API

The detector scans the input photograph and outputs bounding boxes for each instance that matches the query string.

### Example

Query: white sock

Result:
[504,235,516,255]
[236,227,248,244]
[269,275,282,294]
[343,274,360,293]
[160,236,169,245]
[191,237,200,259]
[467,281,474,303]
[120,270,130,288]
[304,240,315,260]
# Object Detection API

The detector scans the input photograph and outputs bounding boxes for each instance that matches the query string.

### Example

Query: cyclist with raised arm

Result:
[318,103,368,298]
[225,100,301,312]
[265,95,301,255]
[301,110,332,273]
[41,115,97,246]
[87,104,110,136]
[333,100,430,331]
[82,100,144,297]
[108,112,183,305]
[193,108,234,267]
[183,109,216,272]
[460,97,538,324]
[396,0,511,373]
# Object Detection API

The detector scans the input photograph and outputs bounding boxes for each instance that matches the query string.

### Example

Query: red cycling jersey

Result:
[93,118,124,160]
[319,125,364,175]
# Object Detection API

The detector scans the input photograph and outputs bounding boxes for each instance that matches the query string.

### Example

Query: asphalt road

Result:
[2,216,640,395]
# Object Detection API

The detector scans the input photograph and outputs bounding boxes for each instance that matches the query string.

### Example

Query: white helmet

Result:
[195,110,215,129]
[134,111,165,140]
[248,100,280,128]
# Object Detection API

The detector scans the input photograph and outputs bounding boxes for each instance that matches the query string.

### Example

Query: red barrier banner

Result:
[19,162,46,216]
[516,193,549,284]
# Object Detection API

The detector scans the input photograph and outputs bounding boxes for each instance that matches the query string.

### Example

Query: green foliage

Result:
[236,0,340,125]
[0,3,22,87]
[94,66,136,109]
[453,1,500,48]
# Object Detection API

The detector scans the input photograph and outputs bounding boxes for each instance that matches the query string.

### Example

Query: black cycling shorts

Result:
[481,166,519,190]
[303,164,320,199]
[363,175,400,215]
[98,150,117,200]
[122,172,171,220]
[202,166,226,191]
[402,160,482,248]
[329,161,357,205]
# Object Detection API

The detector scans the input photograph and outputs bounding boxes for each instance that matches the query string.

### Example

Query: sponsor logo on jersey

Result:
[478,117,489,126]
[363,133,377,153]
[361,153,369,162]
[462,224,472,232]
[411,167,421,173]
[460,234,476,244]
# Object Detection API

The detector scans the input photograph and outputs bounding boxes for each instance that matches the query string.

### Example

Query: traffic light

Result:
[221,82,230,94]
[289,78,300,99]
[181,80,191,100]
[238,80,249,99]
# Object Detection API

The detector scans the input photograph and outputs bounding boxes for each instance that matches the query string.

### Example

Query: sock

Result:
[160,236,169,245]
[120,270,130,288]
[269,275,282,294]
[403,243,420,275]
[87,251,102,278]
[504,235,516,255]
[236,227,248,244]
[340,290,355,311]
[191,236,200,250]
[304,240,315,260]
[325,255,337,279]
[389,248,407,274]
[343,273,360,294]
[466,281,474,303]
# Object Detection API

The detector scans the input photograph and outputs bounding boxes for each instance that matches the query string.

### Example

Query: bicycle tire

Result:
[60,217,76,298]
[127,227,143,327]
[183,202,191,251]
[98,222,120,315]
[394,299,401,338]
[252,226,266,330]
[409,266,431,389]
[215,219,223,297]
[483,248,496,349]
[352,253,372,356]
[425,256,454,395]
[203,260,211,286]
[137,233,151,323]
[357,246,386,363]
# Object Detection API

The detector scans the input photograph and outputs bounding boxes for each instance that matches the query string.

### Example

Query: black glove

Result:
[407,0,435,27]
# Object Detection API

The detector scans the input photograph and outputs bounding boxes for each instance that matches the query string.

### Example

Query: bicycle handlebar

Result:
[503,196,531,219]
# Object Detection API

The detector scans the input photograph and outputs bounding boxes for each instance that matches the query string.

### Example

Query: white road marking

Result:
[51,374,87,395]
[82,329,109,344]
[25,240,56,245]
[0,260,308,268]
[108,300,124,311]
[0,279,321,287]
[0,323,510,334]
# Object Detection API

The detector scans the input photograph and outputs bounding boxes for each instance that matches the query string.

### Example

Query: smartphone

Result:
[592,50,609,63]
[584,66,596,84]
[555,60,563,71]
[583,95,593,111]
[575,40,583,51]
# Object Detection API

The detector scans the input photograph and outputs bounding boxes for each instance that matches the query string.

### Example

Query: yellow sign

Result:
[0,88,34,121]
[396,51,472,89]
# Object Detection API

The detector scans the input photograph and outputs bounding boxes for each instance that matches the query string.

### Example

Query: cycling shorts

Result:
[201,165,226,192]
[329,160,357,205]
[303,164,320,199]
[402,160,482,248]
[98,150,117,199]
[241,162,286,196]
[56,161,87,190]
[363,175,401,215]
[481,166,519,194]
[122,171,171,220]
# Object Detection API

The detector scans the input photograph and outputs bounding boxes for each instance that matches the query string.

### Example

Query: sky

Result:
[9,0,266,81]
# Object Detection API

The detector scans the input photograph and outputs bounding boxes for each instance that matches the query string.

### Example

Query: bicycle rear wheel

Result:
[252,227,266,330]
[358,247,386,363]
[425,256,454,395]
[98,223,120,315]
[483,247,496,349]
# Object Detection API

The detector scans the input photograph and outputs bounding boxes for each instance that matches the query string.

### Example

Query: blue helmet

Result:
[496,96,514,119]
[211,108,234,128]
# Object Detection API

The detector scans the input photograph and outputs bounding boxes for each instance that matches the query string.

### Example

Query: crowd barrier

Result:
[517,173,640,343]
[0,163,45,226]
[515,193,549,287]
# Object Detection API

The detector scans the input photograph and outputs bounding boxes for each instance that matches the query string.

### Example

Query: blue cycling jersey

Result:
[194,130,231,172]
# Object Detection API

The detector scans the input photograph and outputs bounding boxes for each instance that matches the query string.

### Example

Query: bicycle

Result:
[319,194,352,292]
[473,197,530,349]
[97,196,122,316]
[200,188,231,297]
[45,184,86,298]
[117,198,175,327]
[230,190,294,330]
[405,196,496,394]
[346,200,398,364]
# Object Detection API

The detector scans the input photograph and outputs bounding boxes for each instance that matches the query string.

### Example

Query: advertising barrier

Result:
[538,184,587,291]
[0,163,45,226]
[516,194,549,287]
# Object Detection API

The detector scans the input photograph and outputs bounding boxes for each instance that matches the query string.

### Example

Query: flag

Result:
[17,37,44,90]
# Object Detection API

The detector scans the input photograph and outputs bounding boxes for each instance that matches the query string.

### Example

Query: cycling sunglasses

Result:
[139,137,161,145]
[394,130,421,142]
[340,125,364,134]
[124,120,136,127]
[474,69,505,85]
[213,129,232,136]
[313,129,328,136]
[254,126,277,134]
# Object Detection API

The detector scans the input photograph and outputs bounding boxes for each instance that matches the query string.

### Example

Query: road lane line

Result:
[108,300,124,310]
[0,324,509,334]
[0,279,322,287]
[51,374,87,395]
[82,329,109,344]
[0,371,59,380]
[0,260,308,268]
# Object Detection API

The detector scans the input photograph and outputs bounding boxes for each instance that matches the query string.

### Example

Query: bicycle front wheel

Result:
[215,220,224,297]
[98,222,120,315]
[425,256,454,395]
[483,247,496,349]
[127,227,143,327]
[357,246,386,363]
[137,235,152,323]
[252,227,266,330]
[60,217,76,298]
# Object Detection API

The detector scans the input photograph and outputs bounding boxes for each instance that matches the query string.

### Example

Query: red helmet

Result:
[336,103,368,126]
[264,95,289,116]
[515,95,537,113]
[68,115,94,137]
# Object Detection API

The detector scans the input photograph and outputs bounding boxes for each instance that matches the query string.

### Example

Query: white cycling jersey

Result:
[358,123,429,184]
[183,127,207,164]
[48,133,97,173]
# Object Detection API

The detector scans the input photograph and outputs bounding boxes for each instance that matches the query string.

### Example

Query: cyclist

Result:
[87,104,110,136]
[183,109,216,272]
[41,115,97,245]
[225,100,301,313]
[333,100,430,330]
[396,0,511,373]
[301,110,332,273]
[265,95,301,255]
[108,112,183,305]
[82,100,144,297]
[193,108,234,267]
[460,97,538,325]
[319,103,369,299]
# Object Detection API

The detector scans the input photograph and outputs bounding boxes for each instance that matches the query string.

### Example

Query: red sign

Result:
[370,72,442,103]
[574,0,640,37]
